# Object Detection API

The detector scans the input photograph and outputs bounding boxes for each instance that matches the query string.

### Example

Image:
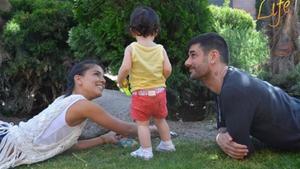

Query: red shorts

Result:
[131,88,168,121]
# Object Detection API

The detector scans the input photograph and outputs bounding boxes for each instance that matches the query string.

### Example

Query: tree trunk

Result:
[0,41,10,66]
[0,0,11,66]
[0,0,11,12]
[267,0,299,75]
[0,0,11,29]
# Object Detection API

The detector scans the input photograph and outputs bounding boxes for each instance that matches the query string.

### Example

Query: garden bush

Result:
[210,4,269,76]
[69,0,213,121]
[215,24,270,75]
[209,5,256,30]
[263,63,300,97]
[0,0,75,116]
[69,0,212,72]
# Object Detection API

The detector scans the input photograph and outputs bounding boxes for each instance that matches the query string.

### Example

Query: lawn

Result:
[17,138,300,169]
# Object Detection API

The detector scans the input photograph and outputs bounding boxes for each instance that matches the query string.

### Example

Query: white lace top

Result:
[0,94,87,169]
[34,101,76,145]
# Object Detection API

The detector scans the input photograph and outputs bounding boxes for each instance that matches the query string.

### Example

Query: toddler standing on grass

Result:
[117,6,175,160]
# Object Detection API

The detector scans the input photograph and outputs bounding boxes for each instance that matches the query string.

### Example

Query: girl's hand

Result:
[101,131,120,144]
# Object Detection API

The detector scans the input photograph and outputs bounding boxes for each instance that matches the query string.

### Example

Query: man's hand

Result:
[216,132,248,159]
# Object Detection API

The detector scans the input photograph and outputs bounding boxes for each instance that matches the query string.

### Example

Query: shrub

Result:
[263,63,300,97]
[69,0,213,120]
[209,5,256,31]
[210,4,269,76]
[215,24,270,75]
[69,0,212,72]
[0,0,75,116]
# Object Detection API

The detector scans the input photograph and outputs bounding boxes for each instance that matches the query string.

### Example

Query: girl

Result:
[118,6,175,160]
[0,60,153,168]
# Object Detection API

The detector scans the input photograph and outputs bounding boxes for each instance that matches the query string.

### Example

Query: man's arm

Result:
[216,129,248,159]
[218,87,256,158]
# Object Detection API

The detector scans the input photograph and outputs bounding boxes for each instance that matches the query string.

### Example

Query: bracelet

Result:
[99,136,106,144]
[216,133,221,142]
[218,127,227,133]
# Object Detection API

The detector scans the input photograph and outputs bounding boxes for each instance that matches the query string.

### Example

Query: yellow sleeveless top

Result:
[129,42,166,92]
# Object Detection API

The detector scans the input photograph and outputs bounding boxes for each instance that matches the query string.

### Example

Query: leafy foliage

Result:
[209,5,256,30]
[263,63,300,97]
[210,5,269,76]
[216,25,270,75]
[69,0,212,71]
[0,0,75,116]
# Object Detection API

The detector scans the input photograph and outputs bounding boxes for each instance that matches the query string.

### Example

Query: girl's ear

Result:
[74,75,82,85]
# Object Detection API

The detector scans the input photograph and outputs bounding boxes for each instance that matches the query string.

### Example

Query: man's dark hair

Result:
[187,32,229,64]
[129,6,160,37]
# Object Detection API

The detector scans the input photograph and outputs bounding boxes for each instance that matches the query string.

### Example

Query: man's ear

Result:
[74,75,82,85]
[209,49,220,64]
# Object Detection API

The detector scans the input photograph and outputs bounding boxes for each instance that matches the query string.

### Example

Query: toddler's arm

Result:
[117,46,132,87]
[163,48,172,79]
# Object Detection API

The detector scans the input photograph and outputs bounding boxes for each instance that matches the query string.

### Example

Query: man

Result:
[184,32,300,159]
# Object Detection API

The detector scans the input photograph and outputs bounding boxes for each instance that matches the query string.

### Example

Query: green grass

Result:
[17,139,300,169]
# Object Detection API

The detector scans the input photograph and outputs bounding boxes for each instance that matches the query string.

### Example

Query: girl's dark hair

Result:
[129,6,160,37]
[64,60,99,97]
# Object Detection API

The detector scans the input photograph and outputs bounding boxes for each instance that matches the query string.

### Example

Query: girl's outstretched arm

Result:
[72,131,119,150]
[66,100,137,137]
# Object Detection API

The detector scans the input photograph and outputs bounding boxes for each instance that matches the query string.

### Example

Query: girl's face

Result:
[76,65,106,100]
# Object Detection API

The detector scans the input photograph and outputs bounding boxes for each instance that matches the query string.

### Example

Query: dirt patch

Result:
[168,118,217,141]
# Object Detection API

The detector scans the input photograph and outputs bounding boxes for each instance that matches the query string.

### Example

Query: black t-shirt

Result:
[216,67,300,153]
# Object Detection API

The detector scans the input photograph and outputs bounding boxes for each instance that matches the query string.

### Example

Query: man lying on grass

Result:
[185,32,300,159]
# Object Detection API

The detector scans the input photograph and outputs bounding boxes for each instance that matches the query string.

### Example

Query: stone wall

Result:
[0,0,11,12]
[208,0,224,6]
[232,0,256,18]
[209,0,257,19]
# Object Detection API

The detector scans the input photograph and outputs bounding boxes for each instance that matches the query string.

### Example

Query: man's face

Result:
[184,44,210,80]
